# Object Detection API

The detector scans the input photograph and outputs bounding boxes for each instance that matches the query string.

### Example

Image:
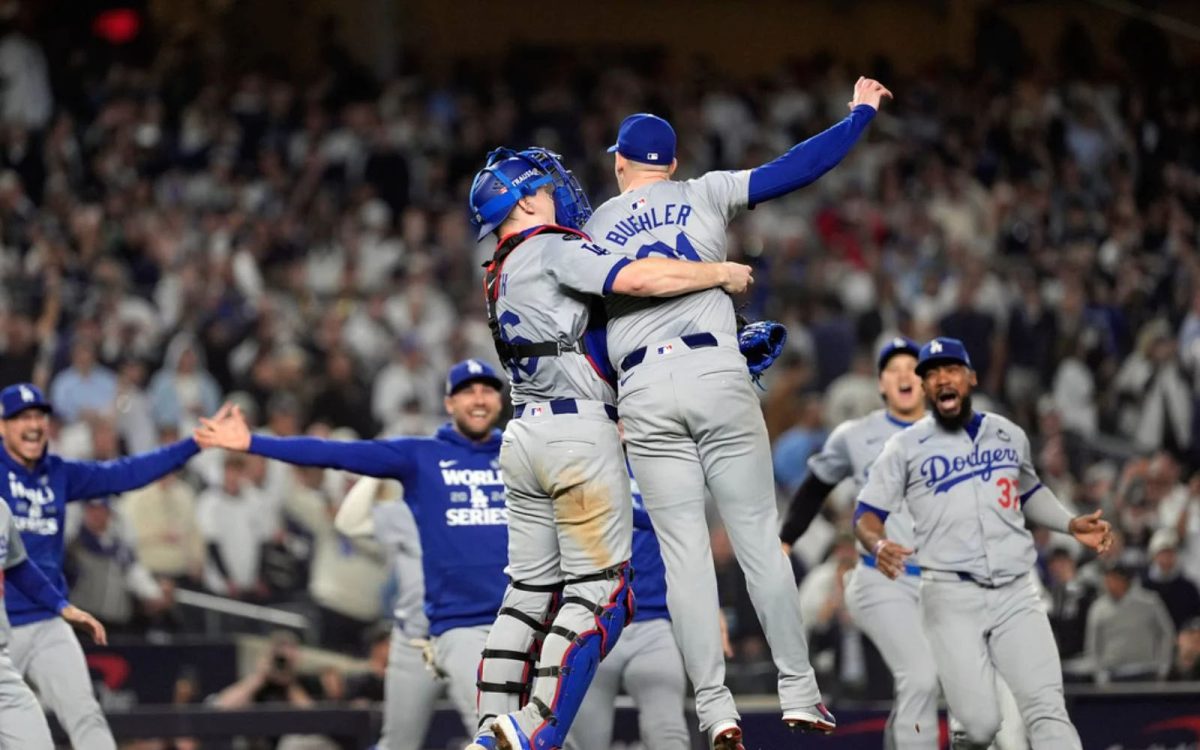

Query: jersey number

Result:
[498,311,538,384]
[635,232,701,261]
[996,477,1018,511]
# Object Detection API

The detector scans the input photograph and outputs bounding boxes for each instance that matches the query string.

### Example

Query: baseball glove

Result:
[738,320,788,387]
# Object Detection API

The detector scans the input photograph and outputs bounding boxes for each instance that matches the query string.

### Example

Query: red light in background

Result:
[92,8,142,45]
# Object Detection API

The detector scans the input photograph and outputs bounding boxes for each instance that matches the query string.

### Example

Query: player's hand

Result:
[61,604,108,646]
[195,403,252,451]
[848,76,893,112]
[1068,509,1113,553]
[781,541,792,557]
[873,539,914,580]
[718,262,754,294]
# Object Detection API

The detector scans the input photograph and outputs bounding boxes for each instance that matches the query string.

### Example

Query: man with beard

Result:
[196,360,509,747]
[853,338,1112,750]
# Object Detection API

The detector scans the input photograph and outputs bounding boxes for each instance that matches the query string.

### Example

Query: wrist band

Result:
[873,539,888,557]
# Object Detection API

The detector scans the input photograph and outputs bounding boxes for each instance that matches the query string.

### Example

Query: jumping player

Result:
[0,498,107,750]
[195,360,509,741]
[466,147,751,750]
[0,383,203,750]
[854,338,1111,750]
[583,76,891,748]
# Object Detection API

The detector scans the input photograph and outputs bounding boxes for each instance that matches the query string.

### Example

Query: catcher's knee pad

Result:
[476,581,561,730]
[526,562,635,749]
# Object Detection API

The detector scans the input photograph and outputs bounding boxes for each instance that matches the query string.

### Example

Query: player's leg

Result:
[844,568,940,750]
[623,394,740,738]
[562,627,627,750]
[475,421,563,745]
[623,619,690,750]
[496,414,635,750]
[10,619,116,750]
[0,649,54,750]
[682,360,825,725]
[918,581,1000,749]
[433,624,492,736]
[992,674,1029,750]
[379,626,441,750]
[986,579,1080,750]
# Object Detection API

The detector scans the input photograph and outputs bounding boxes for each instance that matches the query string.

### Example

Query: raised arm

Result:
[61,438,199,501]
[335,476,382,539]
[747,77,891,206]
[195,405,416,480]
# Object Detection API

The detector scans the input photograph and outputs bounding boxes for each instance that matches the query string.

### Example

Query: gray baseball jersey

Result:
[0,500,26,648]
[491,232,626,405]
[808,409,917,552]
[584,171,750,364]
[857,412,1040,583]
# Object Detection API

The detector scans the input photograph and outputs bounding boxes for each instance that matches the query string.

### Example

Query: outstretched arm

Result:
[62,439,199,501]
[748,77,891,206]
[195,405,415,479]
[779,474,838,549]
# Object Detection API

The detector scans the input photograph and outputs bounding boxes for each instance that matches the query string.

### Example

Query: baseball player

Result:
[583,76,892,748]
[854,338,1112,750]
[334,475,441,750]
[0,498,107,749]
[195,359,510,743]
[567,458,688,750]
[465,147,751,750]
[0,383,202,750]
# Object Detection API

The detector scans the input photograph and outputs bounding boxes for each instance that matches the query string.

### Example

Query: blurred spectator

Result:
[148,332,222,433]
[1113,320,1192,454]
[308,347,380,438]
[1045,548,1096,661]
[822,350,878,428]
[197,453,272,599]
[65,497,172,634]
[1171,617,1200,681]
[120,429,206,585]
[1084,560,1176,682]
[342,624,390,703]
[712,525,765,664]
[772,394,826,493]
[49,337,117,423]
[114,358,158,454]
[285,463,388,652]
[1142,529,1200,630]
[0,3,51,131]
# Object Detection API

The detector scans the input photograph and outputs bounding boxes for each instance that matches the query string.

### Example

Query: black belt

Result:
[619,332,719,372]
[513,399,618,422]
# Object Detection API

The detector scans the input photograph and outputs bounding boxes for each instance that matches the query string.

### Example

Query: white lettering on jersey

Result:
[440,468,504,487]
[445,507,509,526]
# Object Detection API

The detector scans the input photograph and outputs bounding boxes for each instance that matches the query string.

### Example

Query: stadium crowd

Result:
[0,6,1198,706]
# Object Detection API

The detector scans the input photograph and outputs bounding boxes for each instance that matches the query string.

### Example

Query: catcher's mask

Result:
[468,148,555,241]
[517,146,593,232]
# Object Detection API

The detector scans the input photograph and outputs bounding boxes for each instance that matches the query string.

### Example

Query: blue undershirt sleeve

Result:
[747,105,877,206]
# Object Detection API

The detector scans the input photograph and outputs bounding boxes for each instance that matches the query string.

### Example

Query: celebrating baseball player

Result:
[582,75,892,748]
[0,382,202,750]
[465,147,750,750]
[853,338,1112,750]
[334,475,443,750]
[0,496,107,749]
[195,360,510,744]
[567,458,688,750]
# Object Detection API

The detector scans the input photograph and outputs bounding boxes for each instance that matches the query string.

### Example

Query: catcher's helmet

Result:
[518,147,593,232]
[468,149,553,241]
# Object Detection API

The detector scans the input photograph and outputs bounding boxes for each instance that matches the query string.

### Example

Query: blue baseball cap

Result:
[916,337,974,377]
[445,359,504,396]
[608,113,676,165]
[0,383,52,419]
[877,336,921,373]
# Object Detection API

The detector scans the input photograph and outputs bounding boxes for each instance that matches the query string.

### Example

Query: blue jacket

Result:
[629,472,668,624]
[0,439,199,625]
[249,424,509,636]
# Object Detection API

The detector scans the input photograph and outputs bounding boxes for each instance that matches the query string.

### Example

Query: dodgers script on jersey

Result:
[808,409,917,551]
[492,232,627,403]
[584,171,751,363]
[858,412,1042,583]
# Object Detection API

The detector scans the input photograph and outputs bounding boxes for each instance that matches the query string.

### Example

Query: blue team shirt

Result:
[250,425,669,632]
[0,438,199,625]
[629,474,668,623]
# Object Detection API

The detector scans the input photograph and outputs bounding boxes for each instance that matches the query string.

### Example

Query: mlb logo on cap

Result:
[445,359,505,396]
[609,113,676,166]
[915,337,973,377]
[0,383,52,418]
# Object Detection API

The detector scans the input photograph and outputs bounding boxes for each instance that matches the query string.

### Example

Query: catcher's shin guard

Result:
[524,562,635,750]
[476,581,562,733]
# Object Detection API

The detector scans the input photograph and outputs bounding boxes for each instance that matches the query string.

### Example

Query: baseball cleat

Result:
[783,703,837,734]
[491,715,532,750]
[710,719,745,750]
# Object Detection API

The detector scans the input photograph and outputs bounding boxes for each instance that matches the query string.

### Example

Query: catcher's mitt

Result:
[738,320,788,387]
